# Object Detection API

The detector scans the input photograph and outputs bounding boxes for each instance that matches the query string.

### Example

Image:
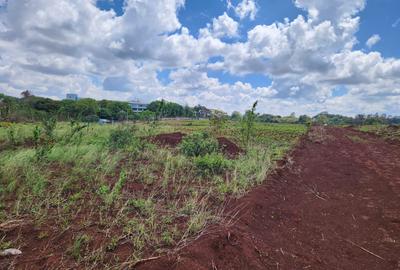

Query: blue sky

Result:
[0,0,399,115]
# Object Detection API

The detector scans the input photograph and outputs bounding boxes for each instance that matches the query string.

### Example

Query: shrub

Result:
[194,153,231,175]
[240,101,258,148]
[6,126,17,146]
[179,132,218,157]
[108,126,137,149]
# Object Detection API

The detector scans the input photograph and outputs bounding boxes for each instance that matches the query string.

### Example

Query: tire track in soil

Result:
[136,127,400,270]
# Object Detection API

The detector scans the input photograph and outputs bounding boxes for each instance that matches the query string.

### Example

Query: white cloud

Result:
[366,34,381,48]
[228,0,258,20]
[209,12,239,38]
[294,0,365,22]
[0,0,399,116]
[393,18,400,28]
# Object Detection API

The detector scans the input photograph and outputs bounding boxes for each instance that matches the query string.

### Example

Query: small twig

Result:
[132,256,162,266]
[345,239,385,261]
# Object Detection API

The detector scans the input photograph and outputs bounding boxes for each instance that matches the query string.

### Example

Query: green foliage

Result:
[147,99,195,118]
[34,118,57,161]
[105,170,127,205]
[33,125,41,145]
[194,153,230,176]
[6,125,17,146]
[128,198,154,216]
[68,234,91,261]
[230,111,242,121]
[108,126,137,149]
[210,111,228,135]
[179,132,218,157]
[240,101,258,148]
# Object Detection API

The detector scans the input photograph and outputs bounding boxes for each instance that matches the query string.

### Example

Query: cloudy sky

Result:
[0,0,399,116]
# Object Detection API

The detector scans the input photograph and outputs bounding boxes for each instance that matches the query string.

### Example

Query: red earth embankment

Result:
[137,127,400,270]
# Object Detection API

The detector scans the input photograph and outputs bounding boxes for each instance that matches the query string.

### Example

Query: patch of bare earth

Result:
[136,127,400,270]
[150,132,244,158]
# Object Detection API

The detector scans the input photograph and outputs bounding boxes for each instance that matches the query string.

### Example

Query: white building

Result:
[129,99,148,113]
[66,93,79,101]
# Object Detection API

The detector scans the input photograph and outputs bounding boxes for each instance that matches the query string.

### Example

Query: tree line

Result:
[1,92,399,125]
[0,92,211,122]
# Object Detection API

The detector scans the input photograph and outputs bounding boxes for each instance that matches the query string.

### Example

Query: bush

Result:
[194,153,231,175]
[179,132,218,157]
[108,126,137,149]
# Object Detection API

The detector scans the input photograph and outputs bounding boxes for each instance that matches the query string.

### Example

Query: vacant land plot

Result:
[0,120,306,269]
[137,127,400,270]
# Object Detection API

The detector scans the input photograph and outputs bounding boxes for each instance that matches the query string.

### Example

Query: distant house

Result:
[66,93,79,101]
[129,99,148,113]
[194,105,212,118]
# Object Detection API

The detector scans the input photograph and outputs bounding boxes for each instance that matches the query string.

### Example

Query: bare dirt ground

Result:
[137,127,400,270]
[150,132,243,158]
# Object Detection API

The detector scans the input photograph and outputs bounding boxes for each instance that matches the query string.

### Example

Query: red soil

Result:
[217,137,244,158]
[136,127,400,270]
[150,132,243,158]
[150,132,186,148]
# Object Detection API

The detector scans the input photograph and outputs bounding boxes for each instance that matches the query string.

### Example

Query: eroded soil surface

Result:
[137,127,400,270]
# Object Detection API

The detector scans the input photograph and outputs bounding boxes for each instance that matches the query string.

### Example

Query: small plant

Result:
[179,132,218,157]
[194,153,231,176]
[210,112,227,135]
[33,125,41,146]
[161,231,174,246]
[240,101,258,148]
[6,125,17,146]
[128,198,154,216]
[34,118,57,161]
[106,236,119,252]
[42,117,57,141]
[68,234,91,261]
[105,170,127,205]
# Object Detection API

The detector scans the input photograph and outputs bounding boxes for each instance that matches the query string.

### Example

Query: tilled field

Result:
[137,127,400,270]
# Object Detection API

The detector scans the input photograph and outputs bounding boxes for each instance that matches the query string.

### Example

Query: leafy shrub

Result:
[179,132,218,157]
[194,153,231,175]
[108,126,137,150]
[6,126,17,146]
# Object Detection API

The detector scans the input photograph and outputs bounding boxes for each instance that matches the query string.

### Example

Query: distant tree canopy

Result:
[0,93,198,122]
[1,92,399,125]
[147,100,195,118]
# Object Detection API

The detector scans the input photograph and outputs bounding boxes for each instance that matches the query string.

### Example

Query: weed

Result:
[68,234,91,261]
[128,198,154,216]
[108,126,138,150]
[161,231,174,246]
[105,170,127,205]
[194,153,231,176]
[106,236,119,252]
[179,132,218,157]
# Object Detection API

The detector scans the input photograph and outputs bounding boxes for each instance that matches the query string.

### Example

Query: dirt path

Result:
[137,127,400,270]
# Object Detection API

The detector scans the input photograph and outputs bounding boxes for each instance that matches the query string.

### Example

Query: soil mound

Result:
[150,132,185,147]
[150,133,243,158]
[217,137,243,158]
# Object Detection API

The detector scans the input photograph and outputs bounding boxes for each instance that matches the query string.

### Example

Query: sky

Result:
[0,0,399,116]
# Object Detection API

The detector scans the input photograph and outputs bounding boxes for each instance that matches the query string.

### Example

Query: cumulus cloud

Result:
[208,12,239,38]
[228,0,258,20]
[0,0,399,116]
[366,34,381,48]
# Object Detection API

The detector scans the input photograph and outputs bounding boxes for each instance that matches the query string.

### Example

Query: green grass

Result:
[0,120,306,268]
[358,125,400,141]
